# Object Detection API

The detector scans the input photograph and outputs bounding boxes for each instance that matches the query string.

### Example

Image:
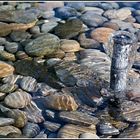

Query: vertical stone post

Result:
[110,31,137,96]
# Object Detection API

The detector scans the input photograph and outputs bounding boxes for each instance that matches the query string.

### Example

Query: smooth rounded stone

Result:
[98,2,119,10]
[0,51,16,61]
[22,122,40,138]
[55,6,79,20]
[0,126,21,137]
[0,83,17,93]
[32,2,64,11]
[80,11,107,27]
[14,59,48,81]
[22,101,44,124]
[79,133,100,139]
[0,10,37,24]
[103,21,120,30]
[103,8,131,20]
[10,31,31,42]
[16,51,29,60]
[84,7,104,15]
[110,19,137,33]
[19,76,37,93]
[44,93,78,111]
[0,5,15,11]
[37,83,57,96]
[43,121,61,132]
[97,122,119,135]
[5,42,18,54]
[135,16,140,23]
[4,90,32,109]
[46,58,62,68]
[0,37,6,45]
[54,18,83,39]
[0,92,6,100]
[41,21,58,33]
[0,46,4,51]
[65,2,85,12]
[58,111,99,126]
[118,123,140,138]
[16,3,31,10]
[63,52,77,61]
[0,61,14,78]
[0,118,15,126]
[25,33,60,57]
[78,33,101,49]
[124,15,136,23]
[0,22,11,37]
[29,26,40,34]
[47,49,65,59]
[35,131,47,138]
[60,39,80,53]
[41,10,55,19]
[90,27,115,44]
[57,124,96,138]
[134,10,140,16]
[2,74,23,85]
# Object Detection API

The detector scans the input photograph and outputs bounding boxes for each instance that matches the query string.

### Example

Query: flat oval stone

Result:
[0,83,17,93]
[0,51,16,61]
[58,111,99,126]
[25,33,60,57]
[4,90,32,109]
[43,121,61,132]
[0,118,15,126]
[5,42,19,54]
[0,125,21,137]
[57,124,96,138]
[60,39,80,52]
[54,18,83,39]
[19,76,37,93]
[44,93,78,111]
[22,101,44,123]
[0,61,14,78]
[22,122,40,138]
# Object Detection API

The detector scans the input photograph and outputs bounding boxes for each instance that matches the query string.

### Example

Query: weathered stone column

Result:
[110,31,137,96]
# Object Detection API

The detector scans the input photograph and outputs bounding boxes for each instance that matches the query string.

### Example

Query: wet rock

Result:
[0,46,4,51]
[2,74,23,85]
[0,92,6,100]
[55,6,79,20]
[48,133,57,138]
[4,89,32,109]
[41,10,55,19]
[98,2,119,10]
[45,58,62,68]
[44,93,78,111]
[57,124,96,138]
[44,121,61,132]
[16,51,29,60]
[10,31,31,42]
[19,76,37,93]
[25,33,60,57]
[54,18,83,39]
[90,27,115,44]
[5,42,18,54]
[22,122,40,138]
[80,11,107,27]
[60,39,80,53]
[103,8,131,20]
[0,83,17,93]
[79,133,100,139]
[63,52,77,61]
[22,101,44,123]
[37,83,57,96]
[0,126,21,137]
[97,122,119,135]
[14,59,48,81]
[29,26,40,34]
[0,51,16,61]
[47,49,65,59]
[103,21,120,30]
[84,7,104,15]
[0,105,28,128]
[41,21,58,33]
[0,61,14,78]
[0,118,15,126]
[65,2,85,12]
[58,111,99,126]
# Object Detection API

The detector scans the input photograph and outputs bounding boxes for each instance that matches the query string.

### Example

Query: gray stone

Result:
[5,42,19,53]
[0,118,15,126]
[25,33,60,57]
